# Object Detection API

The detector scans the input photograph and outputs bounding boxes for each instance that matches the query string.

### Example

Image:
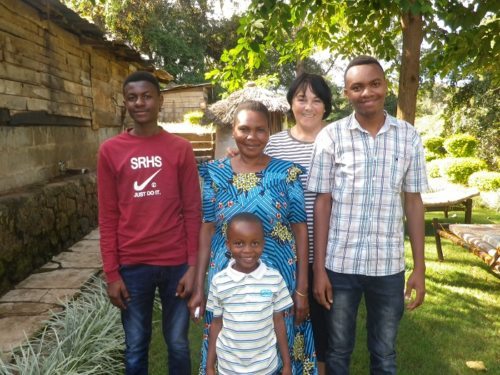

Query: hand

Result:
[107,279,130,310]
[188,288,206,321]
[206,367,216,375]
[313,267,333,310]
[226,147,239,158]
[293,291,309,326]
[404,269,425,311]
[176,266,196,299]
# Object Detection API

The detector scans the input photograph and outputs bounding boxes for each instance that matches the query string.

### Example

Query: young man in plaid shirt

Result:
[307,56,428,375]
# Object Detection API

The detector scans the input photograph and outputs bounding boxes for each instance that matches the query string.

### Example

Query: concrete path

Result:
[0,229,102,362]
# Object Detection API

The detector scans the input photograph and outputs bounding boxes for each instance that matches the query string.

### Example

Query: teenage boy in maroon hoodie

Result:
[98,71,201,375]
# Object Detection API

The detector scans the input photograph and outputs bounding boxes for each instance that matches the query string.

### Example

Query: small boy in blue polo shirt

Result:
[205,212,293,375]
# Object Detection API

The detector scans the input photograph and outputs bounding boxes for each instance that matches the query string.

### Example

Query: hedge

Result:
[443,134,478,157]
[468,171,500,191]
[441,157,487,184]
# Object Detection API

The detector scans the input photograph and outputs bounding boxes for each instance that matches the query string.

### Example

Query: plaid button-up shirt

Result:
[307,113,428,276]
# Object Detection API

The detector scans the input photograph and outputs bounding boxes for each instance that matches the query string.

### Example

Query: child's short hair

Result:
[123,71,160,94]
[227,212,264,234]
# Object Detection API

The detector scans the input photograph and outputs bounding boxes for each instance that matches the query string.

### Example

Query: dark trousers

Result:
[325,270,405,375]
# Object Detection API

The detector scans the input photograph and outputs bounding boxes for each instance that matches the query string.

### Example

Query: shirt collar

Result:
[348,111,396,135]
[226,259,267,282]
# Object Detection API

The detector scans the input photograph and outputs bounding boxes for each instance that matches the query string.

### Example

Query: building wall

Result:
[0,0,132,194]
[160,87,208,123]
[0,126,116,193]
[0,173,97,295]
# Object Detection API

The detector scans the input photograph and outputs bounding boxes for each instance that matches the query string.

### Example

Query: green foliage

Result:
[426,159,443,178]
[443,134,478,157]
[425,151,441,162]
[423,137,447,164]
[441,157,487,184]
[206,0,402,92]
[0,277,123,374]
[63,0,240,84]
[468,171,500,191]
[422,136,447,162]
[416,85,447,117]
[205,0,497,94]
[424,136,446,154]
[441,74,499,167]
[422,5,499,86]
[183,111,204,125]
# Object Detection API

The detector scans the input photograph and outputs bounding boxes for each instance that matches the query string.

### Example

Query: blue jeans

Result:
[120,264,191,375]
[325,270,405,375]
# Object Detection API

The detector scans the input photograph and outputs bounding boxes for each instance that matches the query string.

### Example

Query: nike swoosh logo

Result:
[133,169,162,191]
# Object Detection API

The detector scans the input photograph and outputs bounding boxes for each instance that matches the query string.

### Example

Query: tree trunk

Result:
[296,59,305,77]
[397,7,423,125]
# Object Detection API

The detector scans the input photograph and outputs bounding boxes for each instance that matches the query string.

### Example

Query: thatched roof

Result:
[204,83,289,127]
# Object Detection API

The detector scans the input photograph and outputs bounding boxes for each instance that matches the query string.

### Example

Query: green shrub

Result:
[426,159,442,177]
[425,152,436,162]
[441,157,487,184]
[443,134,478,157]
[423,136,446,155]
[468,171,500,191]
[426,151,446,162]
[183,110,204,125]
[427,157,458,178]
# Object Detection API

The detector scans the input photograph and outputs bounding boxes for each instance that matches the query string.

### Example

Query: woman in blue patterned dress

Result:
[189,101,318,374]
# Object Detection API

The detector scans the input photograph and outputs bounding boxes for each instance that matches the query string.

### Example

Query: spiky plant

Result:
[0,276,124,375]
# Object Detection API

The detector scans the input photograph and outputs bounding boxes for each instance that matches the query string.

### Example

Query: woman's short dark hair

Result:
[123,71,160,94]
[232,100,270,127]
[286,73,332,119]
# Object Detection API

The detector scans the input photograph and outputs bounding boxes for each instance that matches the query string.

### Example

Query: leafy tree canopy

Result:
[64,0,240,83]
[207,0,499,92]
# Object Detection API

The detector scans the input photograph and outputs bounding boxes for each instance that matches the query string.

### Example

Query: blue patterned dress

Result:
[198,157,318,375]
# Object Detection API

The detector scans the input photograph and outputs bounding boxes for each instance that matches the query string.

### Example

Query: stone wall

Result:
[0,173,97,295]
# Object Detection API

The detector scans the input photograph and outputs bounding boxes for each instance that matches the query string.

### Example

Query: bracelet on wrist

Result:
[295,289,308,297]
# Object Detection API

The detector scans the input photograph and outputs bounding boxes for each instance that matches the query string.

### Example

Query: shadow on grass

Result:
[347,298,455,375]
[394,269,499,374]
[408,281,500,373]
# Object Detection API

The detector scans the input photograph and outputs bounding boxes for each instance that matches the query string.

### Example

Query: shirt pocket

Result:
[388,152,408,191]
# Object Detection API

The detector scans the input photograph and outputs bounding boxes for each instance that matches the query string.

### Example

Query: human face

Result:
[123,81,163,128]
[232,110,269,159]
[344,64,387,119]
[226,220,264,274]
[292,86,325,131]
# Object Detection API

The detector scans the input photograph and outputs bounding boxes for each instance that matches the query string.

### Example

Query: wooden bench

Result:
[432,219,500,273]
[422,188,480,223]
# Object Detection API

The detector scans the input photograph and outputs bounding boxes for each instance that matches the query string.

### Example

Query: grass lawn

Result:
[149,206,499,374]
